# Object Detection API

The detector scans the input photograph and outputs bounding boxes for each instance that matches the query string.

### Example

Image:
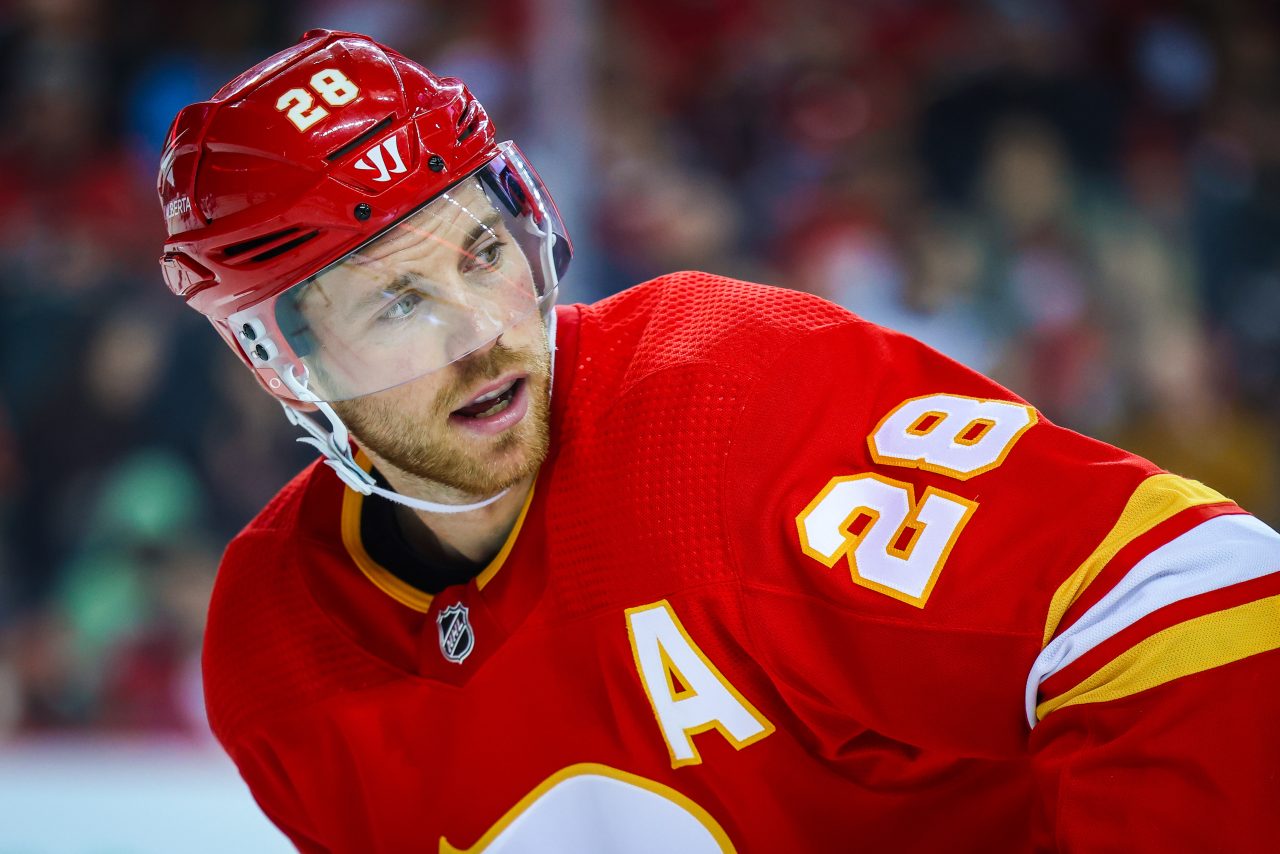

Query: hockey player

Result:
[158,30,1280,853]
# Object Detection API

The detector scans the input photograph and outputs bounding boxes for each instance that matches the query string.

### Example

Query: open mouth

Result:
[452,377,524,419]
[450,376,529,435]
[447,375,531,436]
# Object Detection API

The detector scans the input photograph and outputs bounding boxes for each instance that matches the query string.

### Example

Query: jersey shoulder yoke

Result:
[203,460,398,741]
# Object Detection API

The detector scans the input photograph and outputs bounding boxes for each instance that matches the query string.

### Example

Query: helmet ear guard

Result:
[219,298,309,400]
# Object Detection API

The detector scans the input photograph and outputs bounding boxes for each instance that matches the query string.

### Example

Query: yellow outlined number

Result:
[439,764,735,853]
[276,68,360,132]
[868,393,1037,480]
[796,393,1035,607]
[797,474,977,608]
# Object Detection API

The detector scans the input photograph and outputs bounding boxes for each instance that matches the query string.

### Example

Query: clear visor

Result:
[230,142,569,402]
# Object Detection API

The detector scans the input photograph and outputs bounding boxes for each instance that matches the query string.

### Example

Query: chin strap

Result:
[278,368,510,515]
[277,306,557,515]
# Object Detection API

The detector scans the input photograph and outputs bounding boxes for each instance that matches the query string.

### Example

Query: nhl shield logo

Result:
[436,603,475,664]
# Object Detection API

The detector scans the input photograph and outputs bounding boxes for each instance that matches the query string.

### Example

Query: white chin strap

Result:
[277,306,557,515]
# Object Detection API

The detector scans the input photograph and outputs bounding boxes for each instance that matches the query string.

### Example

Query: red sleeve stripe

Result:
[1035,590,1280,721]
[1039,568,1280,703]
[1050,501,1246,642]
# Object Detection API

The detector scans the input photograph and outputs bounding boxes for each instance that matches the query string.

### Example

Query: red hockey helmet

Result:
[158,29,570,403]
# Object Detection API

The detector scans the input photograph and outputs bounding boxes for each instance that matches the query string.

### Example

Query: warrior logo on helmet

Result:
[354,136,408,183]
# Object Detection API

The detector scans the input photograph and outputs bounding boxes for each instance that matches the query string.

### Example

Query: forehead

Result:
[363,177,499,262]
[294,178,506,309]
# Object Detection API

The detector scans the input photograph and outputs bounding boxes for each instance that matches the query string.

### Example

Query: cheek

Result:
[504,311,549,350]
[372,375,454,423]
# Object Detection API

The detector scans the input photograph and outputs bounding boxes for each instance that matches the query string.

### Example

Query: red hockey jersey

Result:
[204,273,1280,853]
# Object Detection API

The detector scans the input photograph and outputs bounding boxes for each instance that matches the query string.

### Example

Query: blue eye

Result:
[381,291,422,321]
[463,240,503,274]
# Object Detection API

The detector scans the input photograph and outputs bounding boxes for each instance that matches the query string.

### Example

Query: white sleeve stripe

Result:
[1025,513,1280,726]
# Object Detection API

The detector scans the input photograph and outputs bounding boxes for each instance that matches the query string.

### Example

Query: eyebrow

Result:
[350,212,502,313]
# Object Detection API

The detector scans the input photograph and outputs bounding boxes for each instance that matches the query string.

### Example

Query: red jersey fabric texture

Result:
[204,272,1280,853]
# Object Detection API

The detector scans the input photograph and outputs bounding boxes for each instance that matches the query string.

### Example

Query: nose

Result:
[442,307,505,364]
[467,334,501,359]
[430,268,503,358]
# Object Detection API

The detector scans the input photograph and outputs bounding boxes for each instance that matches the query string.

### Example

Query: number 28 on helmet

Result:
[157,29,572,404]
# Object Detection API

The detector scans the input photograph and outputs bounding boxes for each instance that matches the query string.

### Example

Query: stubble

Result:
[333,340,551,497]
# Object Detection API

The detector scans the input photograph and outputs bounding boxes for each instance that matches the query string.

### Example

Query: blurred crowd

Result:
[0,0,1277,738]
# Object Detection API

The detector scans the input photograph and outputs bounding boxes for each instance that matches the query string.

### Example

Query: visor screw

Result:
[253,344,270,361]
[428,155,445,172]
[240,322,257,341]
[353,203,372,221]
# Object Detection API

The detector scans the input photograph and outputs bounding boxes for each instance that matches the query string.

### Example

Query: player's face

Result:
[289,178,543,402]
[318,182,553,496]
[332,313,551,497]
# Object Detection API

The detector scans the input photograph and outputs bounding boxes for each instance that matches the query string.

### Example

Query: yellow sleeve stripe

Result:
[1042,474,1230,648]
[1036,593,1280,721]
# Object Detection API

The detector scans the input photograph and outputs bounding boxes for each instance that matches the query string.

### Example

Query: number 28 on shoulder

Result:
[797,394,1037,607]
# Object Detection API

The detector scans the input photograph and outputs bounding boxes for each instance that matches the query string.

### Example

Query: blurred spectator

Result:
[1115,322,1280,523]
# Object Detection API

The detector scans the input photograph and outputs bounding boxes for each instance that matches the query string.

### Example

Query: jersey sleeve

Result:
[222,732,332,854]
[203,512,398,854]
[724,309,1280,850]
[204,530,333,853]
